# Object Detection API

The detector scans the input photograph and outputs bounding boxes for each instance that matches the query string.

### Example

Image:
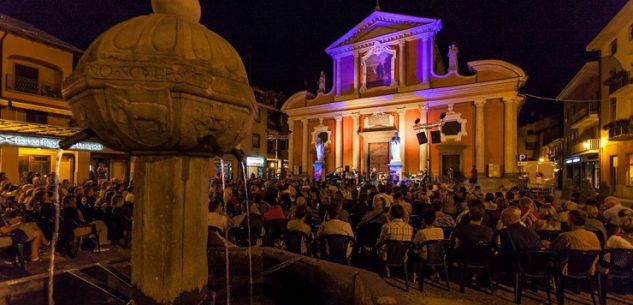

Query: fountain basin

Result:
[1,247,407,305]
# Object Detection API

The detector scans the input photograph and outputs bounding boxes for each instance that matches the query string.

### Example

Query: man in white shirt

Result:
[207,200,229,233]
[603,197,632,225]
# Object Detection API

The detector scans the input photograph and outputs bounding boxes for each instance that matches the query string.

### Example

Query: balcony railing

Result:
[5,75,62,99]
[606,119,633,141]
[606,70,632,95]
[569,102,599,126]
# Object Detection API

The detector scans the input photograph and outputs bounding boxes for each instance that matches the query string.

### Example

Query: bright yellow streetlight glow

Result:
[583,141,591,150]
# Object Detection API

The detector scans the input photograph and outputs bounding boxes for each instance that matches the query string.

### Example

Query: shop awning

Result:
[0,119,81,137]
[0,119,105,152]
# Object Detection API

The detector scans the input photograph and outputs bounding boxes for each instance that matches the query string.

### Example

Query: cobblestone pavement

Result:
[0,246,130,282]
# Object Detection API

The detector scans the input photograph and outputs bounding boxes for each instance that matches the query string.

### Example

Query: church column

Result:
[335,56,342,96]
[397,108,407,165]
[398,40,406,87]
[301,119,309,172]
[335,115,343,170]
[474,100,486,175]
[418,105,429,171]
[420,33,432,84]
[352,112,360,170]
[287,119,295,173]
[353,52,360,94]
[504,97,521,176]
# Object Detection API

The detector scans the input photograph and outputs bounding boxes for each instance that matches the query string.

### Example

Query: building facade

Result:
[586,1,633,198]
[0,14,129,184]
[282,11,527,182]
[558,62,601,189]
[518,114,564,162]
[210,87,288,180]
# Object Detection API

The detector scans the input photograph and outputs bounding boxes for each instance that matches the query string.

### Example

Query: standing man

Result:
[97,163,109,185]
[469,165,478,185]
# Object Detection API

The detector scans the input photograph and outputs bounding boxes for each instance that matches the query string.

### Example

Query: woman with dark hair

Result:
[59,195,88,252]
[111,194,132,246]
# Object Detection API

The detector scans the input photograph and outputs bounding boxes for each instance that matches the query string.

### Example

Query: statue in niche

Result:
[315,136,325,162]
[448,43,459,72]
[318,71,326,93]
[389,131,401,163]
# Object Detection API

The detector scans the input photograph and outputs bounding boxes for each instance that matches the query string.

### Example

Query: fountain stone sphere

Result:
[62,0,256,156]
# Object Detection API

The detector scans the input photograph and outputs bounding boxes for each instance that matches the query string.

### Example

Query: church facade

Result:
[282,11,528,181]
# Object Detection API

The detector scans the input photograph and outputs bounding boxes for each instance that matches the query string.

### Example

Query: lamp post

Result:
[267,133,289,178]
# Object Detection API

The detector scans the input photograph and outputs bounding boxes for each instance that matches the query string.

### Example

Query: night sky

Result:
[0,0,627,123]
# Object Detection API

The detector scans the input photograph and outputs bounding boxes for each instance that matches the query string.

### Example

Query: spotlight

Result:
[416,132,428,145]
[431,130,442,144]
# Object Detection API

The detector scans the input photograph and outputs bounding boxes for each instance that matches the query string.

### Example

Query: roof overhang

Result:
[586,1,633,51]
[284,78,523,119]
[557,61,599,100]
[325,11,441,56]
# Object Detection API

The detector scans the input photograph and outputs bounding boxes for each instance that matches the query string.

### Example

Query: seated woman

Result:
[111,194,132,246]
[583,205,607,246]
[533,205,561,232]
[59,195,88,252]
[413,210,444,261]
[61,195,110,252]
[0,210,48,262]
[286,205,312,255]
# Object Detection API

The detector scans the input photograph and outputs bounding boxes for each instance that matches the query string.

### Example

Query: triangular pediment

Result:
[326,11,440,54]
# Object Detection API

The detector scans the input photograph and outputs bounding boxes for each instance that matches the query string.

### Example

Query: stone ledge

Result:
[208,247,412,305]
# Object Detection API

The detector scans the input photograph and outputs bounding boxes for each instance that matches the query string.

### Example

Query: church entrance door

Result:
[442,154,461,177]
[368,142,389,174]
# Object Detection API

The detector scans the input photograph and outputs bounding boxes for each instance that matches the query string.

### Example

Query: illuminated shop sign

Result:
[0,134,104,152]
[246,157,265,167]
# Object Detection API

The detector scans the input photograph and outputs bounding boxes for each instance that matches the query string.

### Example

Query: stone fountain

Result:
[61,0,257,304]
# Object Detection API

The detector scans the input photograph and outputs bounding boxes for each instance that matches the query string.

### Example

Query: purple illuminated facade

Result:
[283,10,528,184]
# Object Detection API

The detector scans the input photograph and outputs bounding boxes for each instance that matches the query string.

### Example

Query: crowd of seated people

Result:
[0,172,134,265]
[207,176,633,303]
[2,166,632,302]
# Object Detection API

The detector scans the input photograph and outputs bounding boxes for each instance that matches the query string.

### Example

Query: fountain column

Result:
[61,1,257,304]
[131,156,209,304]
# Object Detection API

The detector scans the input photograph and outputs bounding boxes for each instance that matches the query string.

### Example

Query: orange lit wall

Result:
[404,108,421,173]
[453,103,475,171]
[343,116,353,168]
[484,99,505,167]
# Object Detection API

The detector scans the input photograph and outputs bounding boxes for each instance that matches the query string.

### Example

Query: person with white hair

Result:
[603,196,632,225]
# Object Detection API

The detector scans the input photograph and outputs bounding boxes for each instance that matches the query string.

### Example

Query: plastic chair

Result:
[356,222,383,248]
[555,250,601,305]
[284,230,310,255]
[441,227,455,239]
[265,219,288,246]
[537,230,561,242]
[418,239,451,291]
[515,250,557,304]
[599,249,633,305]
[320,234,354,265]
[457,241,498,293]
[376,240,414,291]
[71,224,100,257]
[409,215,423,230]
[0,234,25,269]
